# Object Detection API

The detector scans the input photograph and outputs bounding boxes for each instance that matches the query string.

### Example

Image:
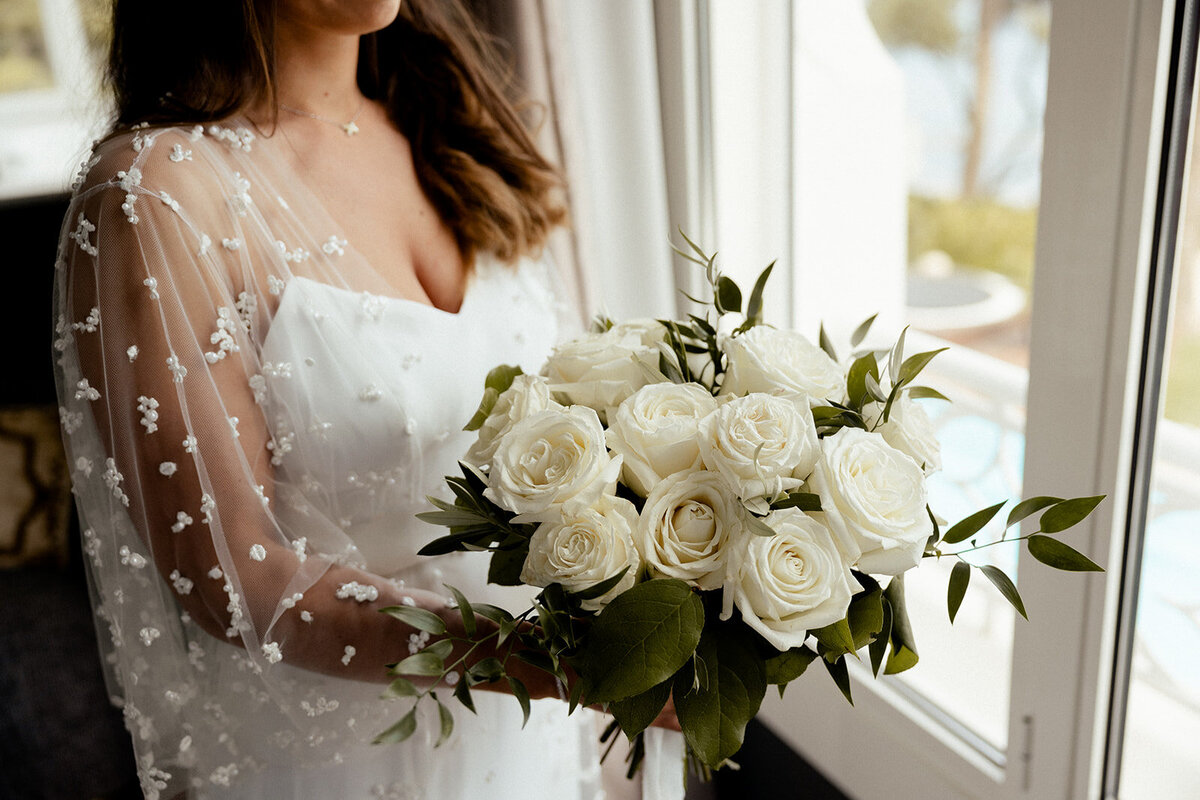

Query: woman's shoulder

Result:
[71,121,257,206]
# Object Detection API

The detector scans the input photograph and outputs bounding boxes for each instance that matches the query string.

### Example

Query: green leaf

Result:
[888,327,907,385]
[463,365,524,431]
[745,516,776,537]
[609,678,672,738]
[453,676,476,713]
[424,638,454,662]
[379,605,448,635]
[897,348,948,387]
[823,656,853,705]
[811,617,856,660]
[883,575,919,674]
[444,585,476,638]
[819,323,838,362]
[487,547,527,586]
[508,677,532,728]
[980,565,1027,619]
[572,566,631,602]
[435,695,455,746]
[745,262,775,323]
[382,677,419,699]
[947,561,971,623]
[1038,495,1105,534]
[674,626,767,769]
[715,275,742,315]
[1028,535,1104,572]
[580,579,704,704]
[763,646,818,685]
[942,501,1006,545]
[466,657,504,684]
[869,599,893,677]
[373,708,418,744]
[906,386,951,402]
[769,491,822,512]
[846,352,881,407]
[1005,496,1063,530]
[847,588,885,650]
[850,313,879,348]
[392,651,444,677]
[471,603,515,626]
[514,649,558,675]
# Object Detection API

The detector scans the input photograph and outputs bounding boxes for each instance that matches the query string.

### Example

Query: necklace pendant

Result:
[342,121,359,137]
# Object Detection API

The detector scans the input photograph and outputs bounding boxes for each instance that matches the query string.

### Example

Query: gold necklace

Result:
[279,98,365,137]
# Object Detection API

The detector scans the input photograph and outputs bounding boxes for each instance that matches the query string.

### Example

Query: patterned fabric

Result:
[53,122,601,799]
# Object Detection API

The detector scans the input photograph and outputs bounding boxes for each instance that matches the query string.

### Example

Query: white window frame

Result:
[653,0,1178,796]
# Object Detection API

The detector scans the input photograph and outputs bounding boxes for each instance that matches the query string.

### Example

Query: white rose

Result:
[806,427,930,575]
[520,496,640,610]
[542,324,663,415]
[606,383,719,496]
[699,393,820,504]
[484,407,621,518]
[720,326,846,407]
[863,395,942,475]
[724,508,860,651]
[635,470,743,590]
[464,374,560,469]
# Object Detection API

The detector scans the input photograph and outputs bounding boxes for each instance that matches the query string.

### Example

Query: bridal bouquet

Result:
[376,237,1104,775]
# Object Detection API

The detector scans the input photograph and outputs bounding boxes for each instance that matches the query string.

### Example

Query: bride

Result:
[54,1,671,797]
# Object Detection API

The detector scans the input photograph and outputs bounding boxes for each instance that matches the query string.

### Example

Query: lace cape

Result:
[52,122,601,799]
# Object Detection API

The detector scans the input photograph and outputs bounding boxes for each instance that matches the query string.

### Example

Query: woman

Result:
[54,1,635,796]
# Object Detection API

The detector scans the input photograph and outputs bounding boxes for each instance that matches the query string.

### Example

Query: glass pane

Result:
[1117,85,1200,799]
[866,0,1052,751]
[0,0,54,94]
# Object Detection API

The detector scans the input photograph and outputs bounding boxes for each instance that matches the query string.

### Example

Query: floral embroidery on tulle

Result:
[249,374,267,405]
[75,379,101,401]
[267,432,294,465]
[341,646,356,666]
[68,213,98,256]
[167,354,188,383]
[136,755,171,800]
[249,544,266,561]
[104,459,131,507]
[158,192,181,213]
[59,406,83,434]
[200,493,215,525]
[159,461,177,477]
[72,306,100,333]
[321,235,348,256]
[261,642,283,664]
[126,345,139,362]
[82,528,101,567]
[198,232,212,256]
[204,308,240,363]
[118,545,147,569]
[169,570,194,595]
[137,395,159,433]
[335,582,379,603]
[228,416,240,439]
[267,274,287,296]
[292,537,308,563]
[408,630,430,654]
[75,456,93,477]
[117,167,142,192]
[139,627,161,646]
[182,434,197,453]
[235,291,257,331]
[275,240,311,264]
[206,124,254,151]
[280,592,304,609]
[222,237,242,251]
[122,194,139,224]
[300,610,313,623]
[360,292,386,321]
[230,172,253,216]
[300,697,339,717]
[358,384,383,402]
[262,361,293,379]
[168,143,192,163]
[170,511,193,533]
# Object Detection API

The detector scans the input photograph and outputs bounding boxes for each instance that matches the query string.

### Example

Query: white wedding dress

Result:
[53,122,610,799]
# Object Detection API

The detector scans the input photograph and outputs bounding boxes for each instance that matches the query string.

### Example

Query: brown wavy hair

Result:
[107,0,565,263]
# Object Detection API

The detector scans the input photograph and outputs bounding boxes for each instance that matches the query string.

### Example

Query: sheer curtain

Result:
[470,0,680,323]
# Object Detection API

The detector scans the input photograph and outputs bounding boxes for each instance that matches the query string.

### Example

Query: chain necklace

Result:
[279,98,365,137]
